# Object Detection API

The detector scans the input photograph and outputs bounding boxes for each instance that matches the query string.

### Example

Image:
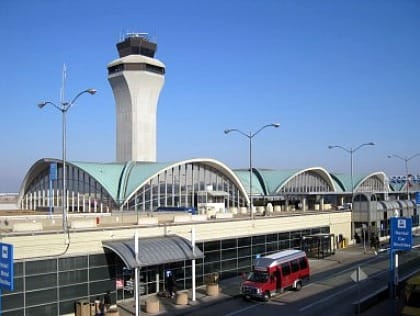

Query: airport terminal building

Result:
[2,34,419,315]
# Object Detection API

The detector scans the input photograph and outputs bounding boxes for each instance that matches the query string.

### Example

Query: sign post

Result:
[0,242,14,315]
[351,266,367,315]
[389,216,412,301]
[415,192,420,205]
[0,242,14,291]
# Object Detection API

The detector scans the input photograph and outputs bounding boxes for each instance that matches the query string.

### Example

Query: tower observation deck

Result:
[116,33,157,58]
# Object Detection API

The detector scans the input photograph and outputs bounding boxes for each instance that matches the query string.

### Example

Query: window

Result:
[291,259,300,273]
[281,263,291,276]
[299,257,308,269]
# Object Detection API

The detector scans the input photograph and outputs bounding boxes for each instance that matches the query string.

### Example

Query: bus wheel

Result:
[295,281,302,291]
[263,291,271,302]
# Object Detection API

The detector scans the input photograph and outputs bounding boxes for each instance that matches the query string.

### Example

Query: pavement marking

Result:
[299,265,388,312]
[299,283,358,312]
[223,301,264,316]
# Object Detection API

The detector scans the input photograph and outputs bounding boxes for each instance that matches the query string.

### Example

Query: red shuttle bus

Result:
[240,249,310,301]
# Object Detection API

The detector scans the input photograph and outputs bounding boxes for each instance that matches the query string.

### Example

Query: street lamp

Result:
[328,142,374,246]
[387,153,420,200]
[224,123,280,219]
[328,142,375,204]
[38,88,96,231]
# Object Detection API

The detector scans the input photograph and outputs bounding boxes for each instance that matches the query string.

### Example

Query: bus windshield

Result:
[247,270,269,283]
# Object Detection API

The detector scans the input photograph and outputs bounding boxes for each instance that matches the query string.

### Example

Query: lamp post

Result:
[38,88,96,231]
[387,153,420,200]
[328,142,375,242]
[224,123,280,219]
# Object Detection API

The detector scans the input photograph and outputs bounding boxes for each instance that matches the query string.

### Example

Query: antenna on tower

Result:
[60,64,67,103]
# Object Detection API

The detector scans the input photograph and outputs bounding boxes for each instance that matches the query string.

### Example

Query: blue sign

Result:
[50,163,57,181]
[416,192,420,205]
[390,217,412,251]
[0,242,14,291]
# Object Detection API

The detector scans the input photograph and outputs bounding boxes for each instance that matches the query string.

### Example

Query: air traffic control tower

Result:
[108,33,165,162]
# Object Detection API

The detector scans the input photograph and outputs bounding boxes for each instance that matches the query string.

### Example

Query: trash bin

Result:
[75,300,90,316]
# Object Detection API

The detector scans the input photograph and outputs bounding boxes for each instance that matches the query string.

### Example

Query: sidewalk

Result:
[117,246,377,316]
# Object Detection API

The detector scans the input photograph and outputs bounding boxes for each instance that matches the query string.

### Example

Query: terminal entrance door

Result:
[302,233,335,259]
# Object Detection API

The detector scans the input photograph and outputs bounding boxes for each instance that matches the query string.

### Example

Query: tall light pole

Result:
[387,153,420,200]
[328,142,374,242]
[38,88,96,231]
[224,123,280,219]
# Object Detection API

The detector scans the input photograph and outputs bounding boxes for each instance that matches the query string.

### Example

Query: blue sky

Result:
[1,0,419,193]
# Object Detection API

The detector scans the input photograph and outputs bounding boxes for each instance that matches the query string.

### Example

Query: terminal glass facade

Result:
[124,162,246,211]
[2,253,118,316]
[117,226,330,302]
[22,164,117,212]
[278,171,333,193]
[21,161,247,213]
[2,226,329,315]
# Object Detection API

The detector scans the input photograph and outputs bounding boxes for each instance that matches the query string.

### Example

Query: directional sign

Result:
[390,217,412,251]
[0,242,14,291]
[351,266,367,283]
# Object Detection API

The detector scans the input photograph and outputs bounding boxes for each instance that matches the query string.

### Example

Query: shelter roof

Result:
[102,235,204,268]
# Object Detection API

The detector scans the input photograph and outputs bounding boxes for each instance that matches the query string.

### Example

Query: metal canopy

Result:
[102,235,204,269]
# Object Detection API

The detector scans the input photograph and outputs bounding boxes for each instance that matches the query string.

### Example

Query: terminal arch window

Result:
[357,176,384,192]
[125,162,247,211]
[279,172,332,194]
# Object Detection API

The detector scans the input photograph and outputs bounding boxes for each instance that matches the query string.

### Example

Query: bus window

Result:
[291,259,299,273]
[281,262,291,276]
[299,257,308,269]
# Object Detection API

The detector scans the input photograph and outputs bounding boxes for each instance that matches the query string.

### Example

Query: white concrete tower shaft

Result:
[107,34,165,162]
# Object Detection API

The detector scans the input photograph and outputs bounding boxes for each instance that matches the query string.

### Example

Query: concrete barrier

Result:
[145,298,159,314]
[70,219,97,229]
[206,283,219,296]
[105,306,120,316]
[229,207,238,215]
[215,213,233,219]
[137,217,159,225]
[256,206,265,215]
[12,222,43,232]
[173,214,192,223]
[175,291,188,305]
[191,214,207,222]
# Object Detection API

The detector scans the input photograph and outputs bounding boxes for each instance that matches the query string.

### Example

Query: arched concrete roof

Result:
[254,167,337,194]
[19,158,400,209]
[354,172,387,192]
[122,158,250,205]
[20,158,250,207]
[232,169,265,195]
[329,171,387,192]
[18,158,126,204]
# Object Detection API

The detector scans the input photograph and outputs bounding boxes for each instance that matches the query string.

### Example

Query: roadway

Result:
[181,241,420,316]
